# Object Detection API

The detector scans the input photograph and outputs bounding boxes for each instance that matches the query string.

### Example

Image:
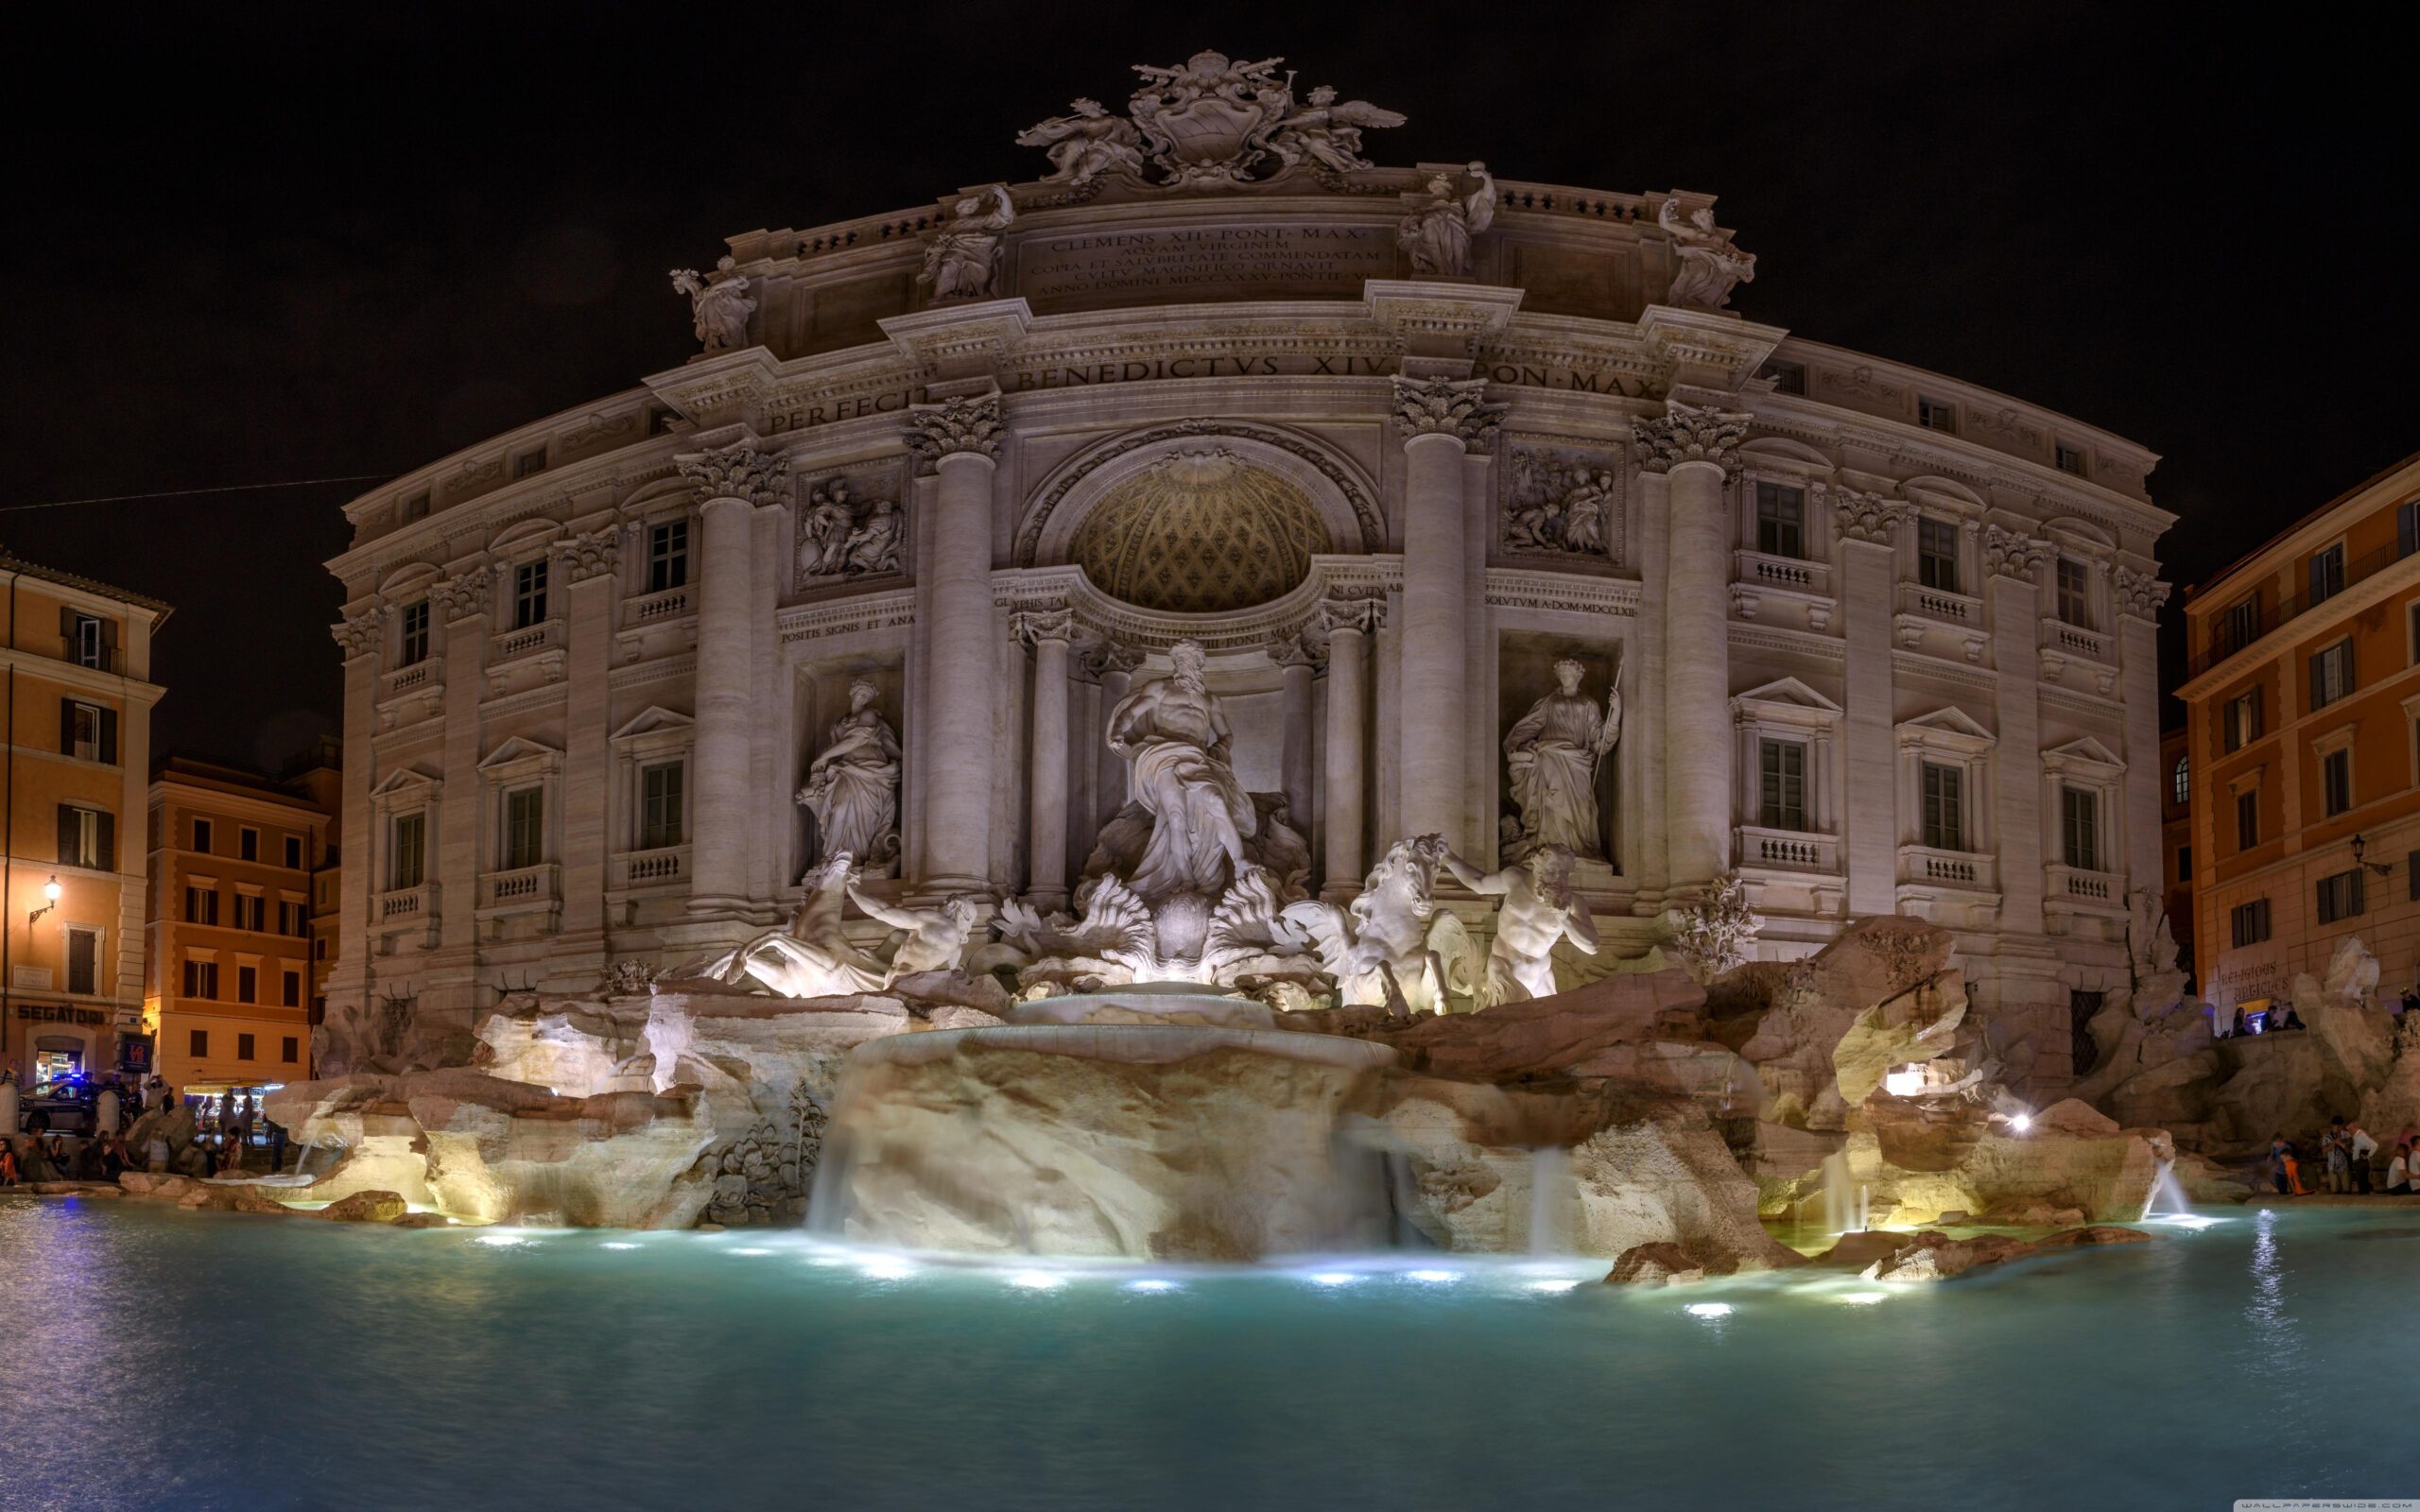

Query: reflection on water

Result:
[1,1200,2414,1511]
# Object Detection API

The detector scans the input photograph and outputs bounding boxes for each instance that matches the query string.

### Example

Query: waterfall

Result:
[1526,1147,1570,1255]
[2145,1159,2192,1219]
[1819,1151,1856,1233]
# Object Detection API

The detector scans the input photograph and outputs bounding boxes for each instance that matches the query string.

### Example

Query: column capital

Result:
[1983,524,2055,581]
[1080,638,1143,681]
[331,611,379,660]
[1270,630,1324,671]
[677,441,790,507]
[2114,564,2171,622]
[905,392,1005,474]
[1828,488,1915,547]
[1390,375,1503,451]
[1011,602,1075,646]
[431,568,492,622]
[553,525,622,584]
[1631,399,1750,479]
[1315,593,1386,638]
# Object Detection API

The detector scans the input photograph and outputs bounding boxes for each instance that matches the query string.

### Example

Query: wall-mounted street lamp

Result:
[27,875,61,928]
[2350,833,2394,879]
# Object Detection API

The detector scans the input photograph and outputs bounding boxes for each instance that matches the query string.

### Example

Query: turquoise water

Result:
[3,1199,2414,1511]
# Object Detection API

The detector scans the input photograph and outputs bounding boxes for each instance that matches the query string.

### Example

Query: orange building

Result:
[2179,450,2420,1017]
[2160,724,2194,986]
[0,549,170,1087]
[147,756,337,1097]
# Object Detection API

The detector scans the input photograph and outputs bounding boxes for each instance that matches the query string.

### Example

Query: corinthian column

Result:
[1634,401,1750,893]
[1834,489,1916,915]
[1392,376,1502,851]
[676,442,788,915]
[1014,604,1074,910]
[906,392,1005,890]
[1271,631,1322,839]
[2114,566,2171,896]
[1088,640,1141,836]
[1319,595,1382,899]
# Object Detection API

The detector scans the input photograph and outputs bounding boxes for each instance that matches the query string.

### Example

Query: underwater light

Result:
[1684,1302,1733,1318]
[1838,1291,1886,1306]
[1405,1269,1459,1283]
[1007,1270,1064,1290]
[1125,1279,1181,1293]
[1526,1279,1583,1294]
[473,1234,528,1247]
[733,1247,773,1257]
[858,1256,918,1280]
[600,1242,640,1251]
[1305,1271,1359,1286]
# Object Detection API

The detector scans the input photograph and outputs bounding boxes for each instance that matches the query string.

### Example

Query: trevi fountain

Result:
[9,49,2413,1512]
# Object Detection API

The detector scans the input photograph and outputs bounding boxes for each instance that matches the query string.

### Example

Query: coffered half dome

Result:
[1069,451,1328,613]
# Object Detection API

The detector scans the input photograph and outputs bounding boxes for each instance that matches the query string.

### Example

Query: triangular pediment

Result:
[2043,734,2125,772]
[478,735,563,770]
[1734,677,1843,714]
[368,765,441,798]
[611,705,693,741]
[1898,706,1996,749]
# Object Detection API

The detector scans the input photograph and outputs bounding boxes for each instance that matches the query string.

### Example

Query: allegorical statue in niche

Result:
[917,184,1013,302]
[1103,638,1256,901]
[1014,97,1146,186]
[1657,198,1757,311]
[798,679,900,875]
[1504,657,1622,862]
[1396,163,1496,278]
[1266,84,1405,173]
[1442,844,1600,1007]
[669,256,754,352]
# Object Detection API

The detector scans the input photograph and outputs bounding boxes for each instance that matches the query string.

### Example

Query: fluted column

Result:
[1272,632,1321,838]
[2115,566,2170,898]
[1635,401,1750,894]
[1015,604,1074,910]
[907,393,1005,889]
[1089,641,1140,836]
[1392,376,1502,850]
[1835,490,1917,916]
[1319,596,1382,898]
[677,443,788,914]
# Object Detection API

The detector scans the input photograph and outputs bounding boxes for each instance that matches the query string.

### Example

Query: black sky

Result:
[3,3,2411,768]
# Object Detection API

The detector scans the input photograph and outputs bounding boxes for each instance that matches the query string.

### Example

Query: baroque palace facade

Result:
[324,52,2170,1091]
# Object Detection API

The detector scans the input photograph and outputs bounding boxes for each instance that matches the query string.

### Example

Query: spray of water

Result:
[2144,1159,2192,1220]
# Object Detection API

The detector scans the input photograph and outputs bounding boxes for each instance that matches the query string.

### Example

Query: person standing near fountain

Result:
[1104,639,1256,900]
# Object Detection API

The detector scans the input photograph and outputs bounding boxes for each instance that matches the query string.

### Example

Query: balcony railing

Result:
[490,618,563,663]
[1898,580,1981,625]
[2041,617,2111,663]
[612,846,688,890]
[1897,845,1997,891]
[1734,548,1832,598]
[477,863,561,912]
[376,883,438,921]
[380,658,441,699]
[627,585,693,625]
[2048,863,2123,907]
[1735,826,1841,875]
[2187,537,2414,679]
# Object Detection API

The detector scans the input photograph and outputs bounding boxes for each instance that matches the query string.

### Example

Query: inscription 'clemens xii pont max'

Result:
[1019,224,1392,302]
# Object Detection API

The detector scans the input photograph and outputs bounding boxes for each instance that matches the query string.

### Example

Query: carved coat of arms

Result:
[1019,51,1403,190]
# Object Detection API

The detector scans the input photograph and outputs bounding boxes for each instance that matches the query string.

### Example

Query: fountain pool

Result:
[3,1198,2413,1510]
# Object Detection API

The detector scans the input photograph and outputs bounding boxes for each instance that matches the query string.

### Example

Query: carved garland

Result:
[1013,420,1385,565]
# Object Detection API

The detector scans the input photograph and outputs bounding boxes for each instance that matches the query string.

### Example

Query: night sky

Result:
[3,4,2409,769]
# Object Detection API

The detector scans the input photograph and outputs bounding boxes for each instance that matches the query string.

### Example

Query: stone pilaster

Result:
[1087,640,1141,839]
[1014,603,1075,910]
[551,527,619,981]
[325,612,382,1031]
[677,442,789,917]
[431,564,492,1021]
[906,394,1003,890]
[1833,488,1916,917]
[1319,595,1382,898]
[1271,631,1322,844]
[1986,525,2056,936]
[1392,375,1501,851]
[1635,401,1749,894]
[2115,566,2171,896]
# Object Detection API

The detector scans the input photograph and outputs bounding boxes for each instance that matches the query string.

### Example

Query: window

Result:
[2223,597,2261,656]
[398,601,430,666]
[2400,501,2420,559]
[2222,689,2262,752]
[2317,868,2365,924]
[277,900,307,936]
[283,1037,300,1064]
[193,817,213,853]
[230,893,262,932]
[283,970,302,1008]
[1757,359,1805,394]
[2178,846,2193,881]
[69,612,107,668]
[401,492,429,523]
[2171,754,2190,805]
[389,812,426,890]
[1920,762,1964,850]
[236,966,256,1004]
[189,1029,209,1057]
[2236,790,2260,850]
[2054,443,2087,476]
[314,936,329,961]
[513,558,549,628]
[1757,740,1807,831]
[639,763,684,850]
[514,448,546,478]
[1917,518,1961,593]
[62,698,114,762]
[2309,639,2354,710]
[285,834,305,869]
[57,805,111,869]
[2061,788,2101,870]
[183,959,218,1000]
[2055,558,2092,627]
[1754,483,1805,558]
[503,786,545,870]
[64,928,97,996]
[648,406,679,436]
[1917,397,1957,433]
[2308,543,2345,606]
[237,1033,255,1061]
[184,885,218,926]
[648,521,690,593]
[2230,899,2271,947]
[239,826,259,861]
[2322,748,2352,817]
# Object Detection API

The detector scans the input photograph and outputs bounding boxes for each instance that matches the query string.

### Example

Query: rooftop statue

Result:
[669,256,754,352]
[917,183,1013,302]
[1019,51,1403,189]
[1397,163,1496,277]
[1657,198,1756,310]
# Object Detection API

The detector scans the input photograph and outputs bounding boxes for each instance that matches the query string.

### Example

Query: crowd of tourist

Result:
[2266,1118,2417,1196]
[2,1070,291,1188]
